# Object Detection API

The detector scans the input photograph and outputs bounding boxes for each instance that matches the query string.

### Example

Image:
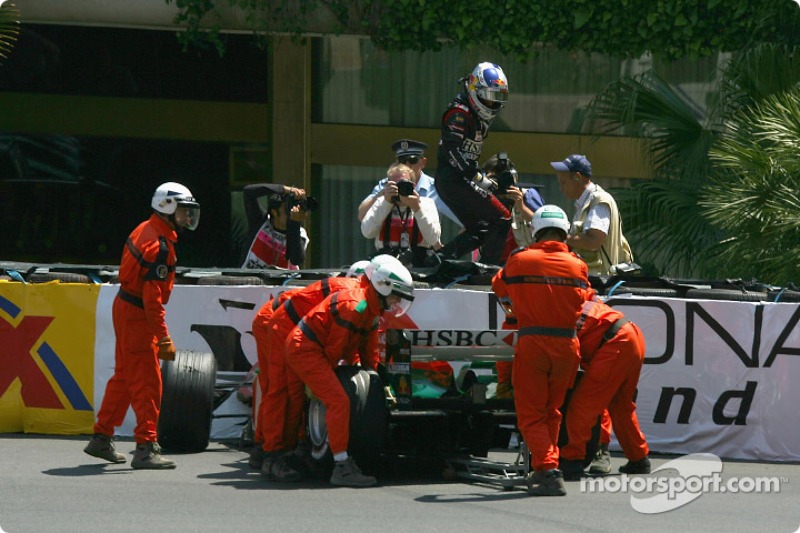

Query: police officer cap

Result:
[392,139,428,159]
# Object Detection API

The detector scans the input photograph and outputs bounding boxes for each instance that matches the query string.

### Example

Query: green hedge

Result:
[168,0,800,60]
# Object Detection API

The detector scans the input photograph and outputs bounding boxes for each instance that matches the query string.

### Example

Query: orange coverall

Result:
[561,299,649,463]
[259,277,366,453]
[94,214,177,444]
[492,241,591,472]
[284,287,381,456]
[251,287,304,445]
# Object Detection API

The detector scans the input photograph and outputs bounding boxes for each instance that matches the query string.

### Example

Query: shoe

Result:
[330,457,376,487]
[619,456,651,475]
[249,446,266,470]
[84,433,126,464]
[270,454,305,482]
[526,469,567,496]
[589,443,612,475]
[559,459,586,481]
[131,442,176,470]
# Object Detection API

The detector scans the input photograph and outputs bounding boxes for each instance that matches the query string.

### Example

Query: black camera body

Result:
[287,192,319,212]
[493,152,517,194]
[397,179,415,196]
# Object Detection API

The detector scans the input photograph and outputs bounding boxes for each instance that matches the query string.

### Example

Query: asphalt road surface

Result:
[0,435,798,533]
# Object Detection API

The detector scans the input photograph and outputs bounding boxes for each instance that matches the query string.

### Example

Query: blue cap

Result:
[550,154,592,177]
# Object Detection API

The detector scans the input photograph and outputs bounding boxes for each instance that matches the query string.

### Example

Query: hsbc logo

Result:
[407,329,517,348]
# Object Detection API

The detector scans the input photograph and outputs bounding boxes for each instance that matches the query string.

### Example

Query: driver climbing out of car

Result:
[434,62,512,266]
[283,256,415,487]
[250,259,372,480]
[84,182,200,470]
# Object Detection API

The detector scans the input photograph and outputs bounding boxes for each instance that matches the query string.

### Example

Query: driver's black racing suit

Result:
[435,93,511,265]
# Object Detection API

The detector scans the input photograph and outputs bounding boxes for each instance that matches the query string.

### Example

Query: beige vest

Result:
[572,184,633,276]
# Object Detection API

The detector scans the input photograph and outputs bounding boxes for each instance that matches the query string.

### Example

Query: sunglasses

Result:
[399,156,420,165]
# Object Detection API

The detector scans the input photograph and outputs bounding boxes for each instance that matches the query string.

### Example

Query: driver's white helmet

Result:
[151,182,200,231]
[346,260,371,278]
[531,205,570,241]
[366,255,415,317]
[466,62,509,122]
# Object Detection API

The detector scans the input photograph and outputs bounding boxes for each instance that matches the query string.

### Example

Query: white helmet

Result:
[346,259,371,278]
[366,255,415,317]
[532,205,570,241]
[151,182,200,231]
[466,62,509,122]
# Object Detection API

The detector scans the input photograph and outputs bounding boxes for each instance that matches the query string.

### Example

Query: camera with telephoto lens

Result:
[287,192,318,212]
[493,152,518,194]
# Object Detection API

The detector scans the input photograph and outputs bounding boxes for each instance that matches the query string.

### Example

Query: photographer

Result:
[483,152,544,254]
[241,183,313,270]
[361,163,441,268]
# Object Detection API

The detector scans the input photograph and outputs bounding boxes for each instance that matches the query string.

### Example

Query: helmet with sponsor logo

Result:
[465,62,509,122]
[531,204,570,241]
[346,259,371,278]
[365,254,415,317]
[151,182,200,231]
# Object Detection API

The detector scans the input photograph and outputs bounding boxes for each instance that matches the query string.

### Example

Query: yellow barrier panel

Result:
[0,282,98,434]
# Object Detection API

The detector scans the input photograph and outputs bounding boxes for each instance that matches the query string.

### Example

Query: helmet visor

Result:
[176,203,201,231]
[478,88,508,104]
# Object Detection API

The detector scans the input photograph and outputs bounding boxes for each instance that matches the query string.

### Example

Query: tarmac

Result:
[0,434,798,533]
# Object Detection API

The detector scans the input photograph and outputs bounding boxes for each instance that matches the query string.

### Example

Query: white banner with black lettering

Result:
[93,286,800,460]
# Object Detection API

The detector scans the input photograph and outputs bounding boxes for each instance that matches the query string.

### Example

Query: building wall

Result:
[1,21,722,268]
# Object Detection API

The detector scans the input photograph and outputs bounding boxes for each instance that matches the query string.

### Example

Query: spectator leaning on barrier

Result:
[284,256,415,488]
[551,154,633,277]
[361,162,442,268]
[491,205,591,497]
[84,182,200,470]
[559,296,651,480]
[241,183,311,270]
[357,139,461,226]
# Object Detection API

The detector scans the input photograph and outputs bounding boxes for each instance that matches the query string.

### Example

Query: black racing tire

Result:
[28,272,92,284]
[557,371,601,468]
[306,366,388,472]
[158,350,218,453]
[684,288,768,302]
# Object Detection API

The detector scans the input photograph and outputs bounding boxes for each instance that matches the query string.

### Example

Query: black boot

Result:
[438,230,484,261]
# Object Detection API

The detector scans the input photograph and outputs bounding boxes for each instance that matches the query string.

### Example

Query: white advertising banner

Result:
[92,285,800,461]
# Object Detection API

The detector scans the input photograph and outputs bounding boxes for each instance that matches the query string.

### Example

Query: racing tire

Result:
[158,350,218,453]
[306,366,389,473]
[557,371,601,468]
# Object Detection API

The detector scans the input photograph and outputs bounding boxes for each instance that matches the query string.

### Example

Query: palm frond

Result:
[583,71,712,181]
[0,2,19,59]
[702,89,800,284]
